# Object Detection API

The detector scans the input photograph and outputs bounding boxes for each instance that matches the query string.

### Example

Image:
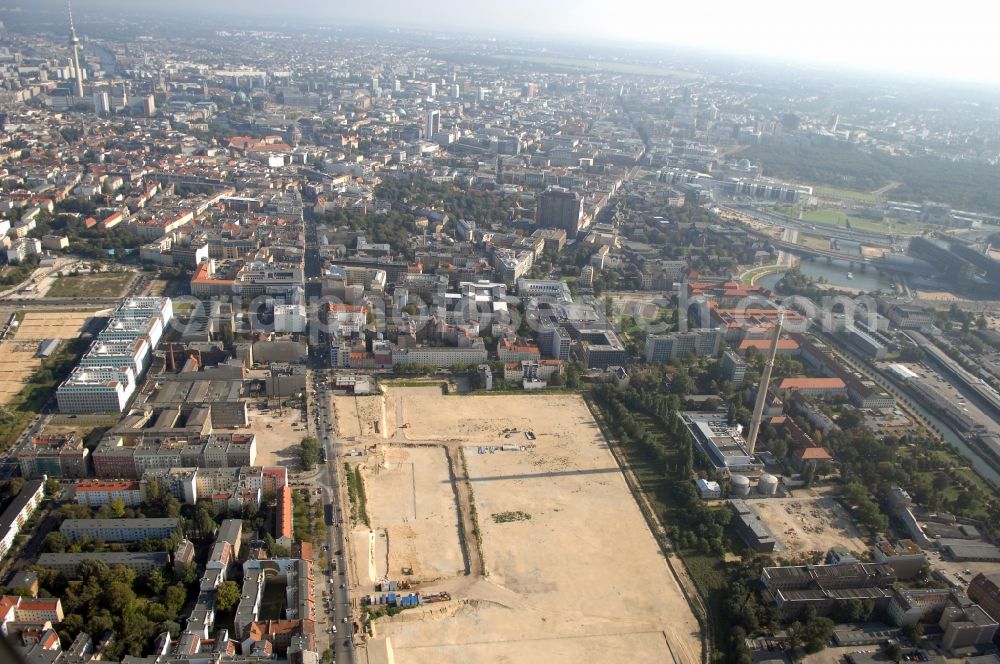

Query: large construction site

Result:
[745,492,868,556]
[334,385,702,664]
[0,310,95,405]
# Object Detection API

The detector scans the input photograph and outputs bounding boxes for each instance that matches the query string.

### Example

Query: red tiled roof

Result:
[276,485,293,541]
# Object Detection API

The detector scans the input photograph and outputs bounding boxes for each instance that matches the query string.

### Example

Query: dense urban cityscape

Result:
[0,2,997,664]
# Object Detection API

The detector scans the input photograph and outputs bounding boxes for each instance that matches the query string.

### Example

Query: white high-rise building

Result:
[428,82,436,98]
[425,109,440,139]
[94,91,110,115]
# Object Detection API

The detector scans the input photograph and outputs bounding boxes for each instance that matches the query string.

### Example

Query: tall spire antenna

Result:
[68,0,84,98]
[745,310,783,457]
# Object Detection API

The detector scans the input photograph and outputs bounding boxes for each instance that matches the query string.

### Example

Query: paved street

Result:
[304,210,356,663]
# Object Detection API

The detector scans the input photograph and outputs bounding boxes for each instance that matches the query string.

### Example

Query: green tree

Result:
[165,583,187,618]
[173,561,198,586]
[42,532,69,553]
[6,478,25,499]
[192,506,217,538]
[565,362,581,389]
[767,437,788,460]
[299,436,320,470]
[215,580,240,612]
[146,568,166,595]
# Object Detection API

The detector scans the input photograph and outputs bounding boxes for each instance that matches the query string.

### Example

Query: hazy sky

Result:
[47,0,1000,84]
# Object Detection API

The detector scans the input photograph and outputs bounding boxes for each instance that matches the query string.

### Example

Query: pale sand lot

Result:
[746,494,867,556]
[374,388,702,664]
[0,341,41,404]
[915,290,961,302]
[15,311,91,340]
[364,446,465,582]
[335,393,388,440]
[252,406,309,469]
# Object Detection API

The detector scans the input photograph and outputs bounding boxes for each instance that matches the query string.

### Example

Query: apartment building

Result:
[73,479,142,507]
[391,343,488,368]
[7,597,64,624]
[498,339,541,362]
[93,434,257,479]
[60,518,181,542]
[0,480,45,559]
[968,573,1000,624]
[15,433,89,479]
[276,485,293,547]
[36,552,168,577]
[644,329,722,363]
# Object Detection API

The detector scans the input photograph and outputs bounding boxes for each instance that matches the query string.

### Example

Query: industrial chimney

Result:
[745,311,783,457]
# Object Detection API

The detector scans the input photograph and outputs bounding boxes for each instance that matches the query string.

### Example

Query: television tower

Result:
[67,0,84,98]
[745,311,784,457]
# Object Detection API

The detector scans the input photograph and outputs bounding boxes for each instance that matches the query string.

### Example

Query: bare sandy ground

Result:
[370,388,702,664]
[335,393,388,440]
[746,493,867,556]
[915,290,961,302]
[0,341,40,404]
[252,406,308,469]
[363,446,465,583]
[15,311,91,340]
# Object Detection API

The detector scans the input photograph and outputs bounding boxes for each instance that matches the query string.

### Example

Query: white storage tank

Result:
[730,474,751,497]
[758,473,779,495]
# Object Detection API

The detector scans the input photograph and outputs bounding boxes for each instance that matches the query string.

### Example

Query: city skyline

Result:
[14,0,1000,86]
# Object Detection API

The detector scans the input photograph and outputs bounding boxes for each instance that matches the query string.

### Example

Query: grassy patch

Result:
[46,272,132,298]
[291,489,327,546]
[365,604,408,619]
[344,464,369,528]
[742,264,785,285]
[491,510,531,524]
[811,185,876,203]
[800,208,925,235]
[797,233,834,250]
